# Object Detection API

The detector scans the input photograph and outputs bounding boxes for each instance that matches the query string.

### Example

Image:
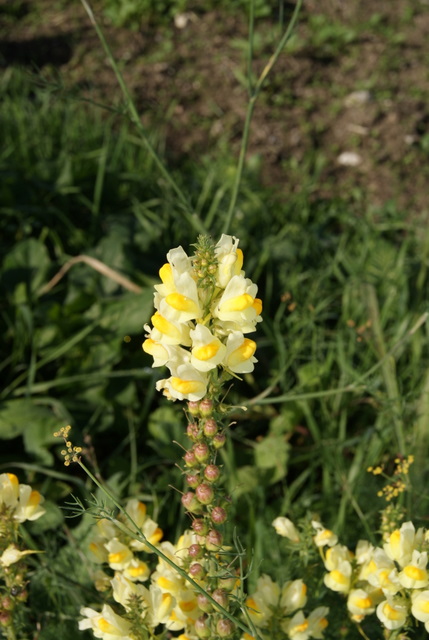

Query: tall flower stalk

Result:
[142,234,262,638]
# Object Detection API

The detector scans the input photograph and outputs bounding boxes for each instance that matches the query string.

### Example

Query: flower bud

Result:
[204,464,220,483]
[203,418,218,437]
[187,423,200,441]
[188,543,203,559]
[16,590,28,603]
[195,615,211,638]
[181,492,203,514]
[218,574,238,592]
[0,612,12,627]
[216,618,235,637]
[189,563,206,580]
[212,588,229,609]
[194,443,210,463]
[184,450,198,468]
[196,483,214,505]
[213,433,226,449]
[1,596,13,611]
[206,529,223,551]
[197,593,213,613]
[192,519,209,535]
[188,401,200,417]
[186,474,200,489]
[211,506,227,525]
[199,399,213,417]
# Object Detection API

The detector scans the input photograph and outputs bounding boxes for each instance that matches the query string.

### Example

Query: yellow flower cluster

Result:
[311,520,429,634]
[81,500,207,639]
[143,235,262,401]
[0,473,45,524]
[243,574,329,640]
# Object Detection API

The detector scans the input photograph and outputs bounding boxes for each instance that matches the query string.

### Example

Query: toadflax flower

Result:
[143,235,262,401]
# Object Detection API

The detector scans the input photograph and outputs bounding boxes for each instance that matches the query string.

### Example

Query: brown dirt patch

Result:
[2,0,429,217]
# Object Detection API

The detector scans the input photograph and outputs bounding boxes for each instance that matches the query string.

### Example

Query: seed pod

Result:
[212,588,228,609]
[199,399,213,417]
[186,473,200,489]
[216,618,236,637]
[197,592,213,613]
[204,464,220,483]
[194,443,210,463]
[192,518,209,535]
[203,418,218,437]
[206,529,223,551]
[189,563,206,580]
[184,450,198,468]
[195,615,211,638]
[188,543,203,559]
[196,483,214,505]
[181,492,202,514]
[213,433,226,449]
[211,506,227,525]
[188,401,200,417]
[187,423,200,441]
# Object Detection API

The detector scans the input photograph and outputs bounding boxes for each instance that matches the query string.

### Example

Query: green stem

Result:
[80,0,206,236]
[77,459,254,637]
[223,0,303,235]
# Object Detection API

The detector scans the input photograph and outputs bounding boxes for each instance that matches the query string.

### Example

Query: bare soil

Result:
[2,0,429,218]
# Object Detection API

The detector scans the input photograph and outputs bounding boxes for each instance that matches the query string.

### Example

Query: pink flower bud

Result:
[199,399,213,417]
[206,529,223,551]
[203,418,218,437]
[192,518,209,535]
[197,593,213,613]
[212,588,228,608]
[181,492,203,514]
[213,433,226,449]
[204,464,220,483]
[195,615,211,638]
[194,443,210,463]
[211,506,227,525]
[184,450,198,467]
[188,401,200,417]
[216,618,235,637]
[188,543,203,559]
[189,563,206,580]
[187,423,200,441]
[218,574,237,591]
[186,474,200,489]
[196,483,214,505]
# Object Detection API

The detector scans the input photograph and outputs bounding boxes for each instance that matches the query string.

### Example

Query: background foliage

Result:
[1,1,429,638]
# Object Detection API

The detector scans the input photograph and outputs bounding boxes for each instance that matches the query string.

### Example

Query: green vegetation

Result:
[1,1,429,638]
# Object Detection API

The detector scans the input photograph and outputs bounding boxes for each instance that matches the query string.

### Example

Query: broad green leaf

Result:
[254,435,289,484]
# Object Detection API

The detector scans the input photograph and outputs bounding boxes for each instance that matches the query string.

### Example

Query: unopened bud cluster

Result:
[179,397,240,638]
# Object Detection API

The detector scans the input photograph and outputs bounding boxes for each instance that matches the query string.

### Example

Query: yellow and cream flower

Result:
[190,324,226,372]
[156,364,208,402]
[213,275,261,332]
[223,331,257,374]
[383,521,417,568]
[411,589,429,628]
[272,516,300,542]
[280,579,307,613]
[79,604,133,639]
[398,549,429,589]
[214,234,243,288]
[376,598,408,630]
